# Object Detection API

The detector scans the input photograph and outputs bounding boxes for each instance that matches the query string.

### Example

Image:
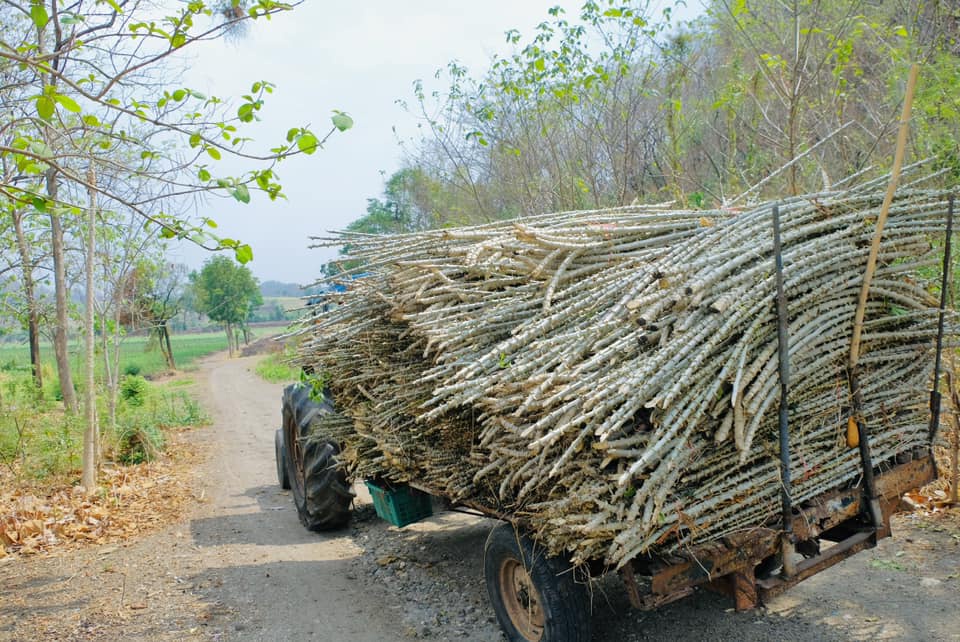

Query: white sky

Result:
[173,1,701,286]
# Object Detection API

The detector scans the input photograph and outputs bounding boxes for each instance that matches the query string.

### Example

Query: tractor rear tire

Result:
[282,384,353,531]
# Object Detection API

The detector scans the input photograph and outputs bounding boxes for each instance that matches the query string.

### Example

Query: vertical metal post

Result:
[772,205,796,577]
[930,194,954,443]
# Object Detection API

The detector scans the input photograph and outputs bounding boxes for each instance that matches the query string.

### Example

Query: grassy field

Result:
[0,331,231,381]
[0,332,226,482]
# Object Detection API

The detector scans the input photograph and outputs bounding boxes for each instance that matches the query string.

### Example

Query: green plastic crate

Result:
[364,481,433,527]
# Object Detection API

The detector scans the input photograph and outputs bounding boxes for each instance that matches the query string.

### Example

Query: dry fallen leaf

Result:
[0,430,200,557]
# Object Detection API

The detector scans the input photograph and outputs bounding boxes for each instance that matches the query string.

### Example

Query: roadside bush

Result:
[109,386,209,465]
[0,408,82,480]
[119,375,148,407]
[149,390,210,428]
[114,421,164,464]
[123,363,142,376]
[1,362,209,479]
[32,417,83,477]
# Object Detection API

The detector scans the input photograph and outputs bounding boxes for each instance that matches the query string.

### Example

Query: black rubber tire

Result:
[483,523,591,642]
[275,429,291,490]
[281,383,353,530]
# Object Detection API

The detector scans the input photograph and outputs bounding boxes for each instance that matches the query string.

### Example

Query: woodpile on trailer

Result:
[293,174,951,569]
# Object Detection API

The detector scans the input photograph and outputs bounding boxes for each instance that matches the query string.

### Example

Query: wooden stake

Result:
[846,62,919,529]
[849,63,919,369]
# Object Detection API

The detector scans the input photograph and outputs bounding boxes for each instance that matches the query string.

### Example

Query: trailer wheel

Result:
[275,428,291,490]
[282,384,354,530]
[483,523,590,642]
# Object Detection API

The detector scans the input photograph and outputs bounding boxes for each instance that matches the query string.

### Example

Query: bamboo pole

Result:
[849,63,919,369]
[846,63,919,528]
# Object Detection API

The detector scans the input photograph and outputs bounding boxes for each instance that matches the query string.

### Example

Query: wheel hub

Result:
[498,558,544,641]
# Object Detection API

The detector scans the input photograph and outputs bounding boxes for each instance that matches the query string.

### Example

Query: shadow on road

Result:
[189,484,336,548]
[184,557,385,641]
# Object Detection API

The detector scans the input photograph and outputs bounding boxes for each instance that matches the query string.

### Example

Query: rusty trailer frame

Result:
[620,454,936,611]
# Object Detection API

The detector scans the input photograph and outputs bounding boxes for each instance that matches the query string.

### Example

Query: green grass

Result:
[0,332,225,480]
[0,331,232,382]
[0,370,210,480]
[254,351,299,383]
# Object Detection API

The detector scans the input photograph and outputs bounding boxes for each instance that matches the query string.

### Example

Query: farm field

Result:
[0,331,232,380]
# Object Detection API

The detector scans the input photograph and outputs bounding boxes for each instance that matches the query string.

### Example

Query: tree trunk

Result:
[11,209,43,394]
[161,322,177,369]
[82,165,99,491]
[225,321,234,357]
[109,305,122,430]
[952,421,959,505]
[47,168,78,413]
[101,314,116,430]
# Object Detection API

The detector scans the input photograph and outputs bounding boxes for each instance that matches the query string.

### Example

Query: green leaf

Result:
[160,227,177,239]
[172,89,187,101]
[31,196,46,212]
[296,132,319,154]
[36,95,55,120]
[30,4,48,29]
[198,168,211,181]
[55,94,82,113]
[331,112,354,132]
[238,103,254,122]
[234,244,254,264]
[189,133,202,148]
[206,146,222,160]
[534,57,545,72]
[101,0,123,13]
[171,32,187,48]
[82,114,100,127]
[286,127,299,143]
[206,218,218,229]
[231,183,250,204]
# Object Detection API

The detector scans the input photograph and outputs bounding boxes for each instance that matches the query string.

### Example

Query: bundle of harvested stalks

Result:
[294,178,952,568]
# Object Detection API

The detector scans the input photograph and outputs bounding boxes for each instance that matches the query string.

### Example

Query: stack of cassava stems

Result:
[294,177,949,568]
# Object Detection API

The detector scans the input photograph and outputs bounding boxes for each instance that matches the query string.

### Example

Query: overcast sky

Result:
[173,1,700,286]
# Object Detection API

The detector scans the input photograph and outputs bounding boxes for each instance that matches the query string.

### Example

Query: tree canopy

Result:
[191,255,262,326]
[374,0,959,231]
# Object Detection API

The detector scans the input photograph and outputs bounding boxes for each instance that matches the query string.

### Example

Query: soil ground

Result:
[2,348,958,641]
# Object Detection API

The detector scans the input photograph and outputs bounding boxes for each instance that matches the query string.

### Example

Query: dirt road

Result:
[3,351,958,641]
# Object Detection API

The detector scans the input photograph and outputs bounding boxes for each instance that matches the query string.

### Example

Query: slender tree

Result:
[190,256,262,357]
